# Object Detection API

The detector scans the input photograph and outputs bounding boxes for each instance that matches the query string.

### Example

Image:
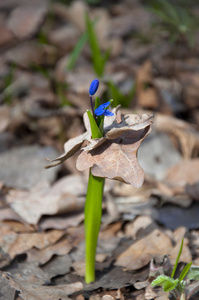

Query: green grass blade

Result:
[107,81,124,107]
[94,96,101,110]
[67,32,88,70]
[85,13,104,77]
[171,238,184,278]
[179,262,192,282]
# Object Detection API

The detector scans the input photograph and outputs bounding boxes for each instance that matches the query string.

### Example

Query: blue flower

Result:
[89,79,99,95]
[94,101,114,116]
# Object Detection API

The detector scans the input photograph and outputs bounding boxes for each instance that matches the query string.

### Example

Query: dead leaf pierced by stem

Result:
[46,108,154,187]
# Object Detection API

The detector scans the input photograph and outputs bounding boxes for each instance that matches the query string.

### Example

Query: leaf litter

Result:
[0,0,199,299]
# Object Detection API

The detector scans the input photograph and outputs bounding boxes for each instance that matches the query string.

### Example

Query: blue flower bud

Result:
[89,79,99,95]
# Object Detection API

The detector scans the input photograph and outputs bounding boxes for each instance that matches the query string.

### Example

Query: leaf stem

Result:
[90,95,95,116]
[85,170,105,283]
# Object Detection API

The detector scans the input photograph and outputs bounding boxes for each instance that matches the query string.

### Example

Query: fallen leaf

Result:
[155,114,199,158]
[0,105,10,133]
[125,216,154,239]
[48,24,80,52]
[166,159,199,187]
[45,131,90,168]
[6,41,57,68]
[170,227,192,265]
[115,229,173,270]
[0,145,59,189]
[138,131,182,180]
[41,255,72,278]
[27,238,72,265]
[0,272,15,300]
[0,20,15,48]
[7,5,47,39]
[136,61,159,109]
[2,271,82,300]
[7,175,86,224]
[158,202,199,230]
[0,207,24,222]
[39,212,84,231]
[77,132,149,187]
[0,229,64,259]
[1,220,34,233]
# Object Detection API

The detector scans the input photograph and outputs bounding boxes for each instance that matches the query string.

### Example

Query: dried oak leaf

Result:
[7,5,47,39]
[46,108,153,187]
[2,271,82,300]
[155,114,199,158]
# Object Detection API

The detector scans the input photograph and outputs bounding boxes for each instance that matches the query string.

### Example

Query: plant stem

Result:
[84,170,105,283]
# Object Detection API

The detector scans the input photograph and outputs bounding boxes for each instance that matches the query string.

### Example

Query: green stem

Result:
[85,170,105,283]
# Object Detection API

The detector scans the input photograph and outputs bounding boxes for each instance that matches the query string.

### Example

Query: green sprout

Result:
[107,80,136,108]
[1,64,15,105]
[147,0,199,47]
[67,13,110,77]
[151,239,199,299]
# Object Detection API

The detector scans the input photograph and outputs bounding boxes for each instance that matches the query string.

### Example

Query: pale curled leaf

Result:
[82,112,154,152]
[45,131,89,168]
[45,112,91,168]
[2,272,83,300]
[105,113,154,139]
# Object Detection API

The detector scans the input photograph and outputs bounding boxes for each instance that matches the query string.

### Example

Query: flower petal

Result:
[94,101,112,116]
[103,110,114,116]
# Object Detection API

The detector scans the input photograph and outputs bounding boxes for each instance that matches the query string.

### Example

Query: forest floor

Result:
[1,0,199,299]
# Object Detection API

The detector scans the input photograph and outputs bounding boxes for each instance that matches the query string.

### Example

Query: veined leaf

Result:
[151,275,178,292]
[163,278,179,292]
[151,275,171,287]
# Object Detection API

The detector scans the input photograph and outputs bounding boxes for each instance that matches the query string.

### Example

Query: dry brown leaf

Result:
[0,272,15,300]
[0,105,10,133]
[46,106,153,187]
[166,159,199,188]
[136,61,159,109]
[6,175,86,224]
[115,229,173,270]
[0,229,64,259]
[77,133,149,187]
[2,272,82,300]
[169,227,192,265]
[0,207,23,222]
[7,5,47,39]
[53,1,88,32]
[155,114,199,158]
[27,238,72,265]
[125,216,154,239]
[39,212,84,231]
[1,220,34,233]
[45,131,90,168]
[6,41,57,68]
